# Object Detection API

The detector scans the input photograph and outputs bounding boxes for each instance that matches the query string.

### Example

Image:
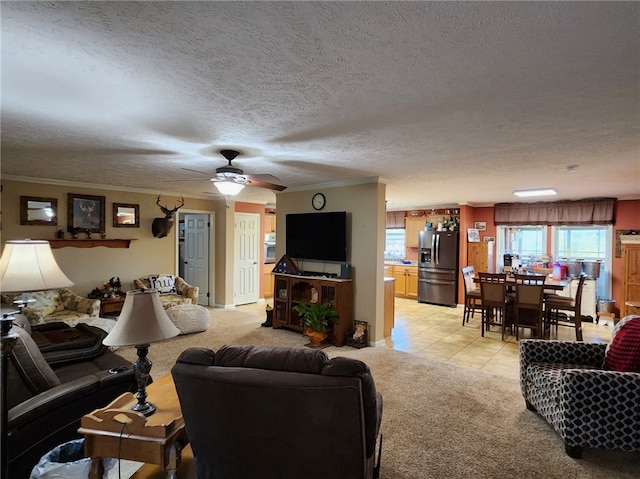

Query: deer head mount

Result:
[151,195,184,238]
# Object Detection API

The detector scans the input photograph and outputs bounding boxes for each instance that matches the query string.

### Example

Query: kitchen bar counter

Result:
[384,277,395,337]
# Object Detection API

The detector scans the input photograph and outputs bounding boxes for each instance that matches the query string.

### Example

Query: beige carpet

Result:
[116,307,640,479]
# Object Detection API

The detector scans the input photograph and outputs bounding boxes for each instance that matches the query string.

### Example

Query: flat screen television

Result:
[285,211,347,262]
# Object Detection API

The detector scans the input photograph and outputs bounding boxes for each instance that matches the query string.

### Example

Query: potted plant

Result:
[292,301,339,348]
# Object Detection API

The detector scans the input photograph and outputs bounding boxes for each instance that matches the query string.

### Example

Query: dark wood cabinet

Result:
[272,274,353,346]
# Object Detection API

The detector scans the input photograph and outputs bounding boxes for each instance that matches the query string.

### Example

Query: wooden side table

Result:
[79,374,186,479]
[99,294,126,317]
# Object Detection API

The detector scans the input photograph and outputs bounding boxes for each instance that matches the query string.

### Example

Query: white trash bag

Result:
[30,439,116,479]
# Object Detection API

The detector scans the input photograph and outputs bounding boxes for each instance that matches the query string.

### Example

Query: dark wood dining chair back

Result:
[546,275,586,341]
[461,266,482,325]
[478,273,512,340]
[513,274,547,339]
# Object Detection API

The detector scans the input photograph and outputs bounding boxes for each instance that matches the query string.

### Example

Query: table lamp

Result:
[103,289,179,416]
[0,239,74,479]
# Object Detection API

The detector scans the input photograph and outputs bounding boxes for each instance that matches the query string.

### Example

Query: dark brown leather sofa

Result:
[6,315,136,479]
[172,344,383,479]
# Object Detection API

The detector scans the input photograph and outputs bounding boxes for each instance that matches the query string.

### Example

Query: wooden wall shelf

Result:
[48,239,137,249]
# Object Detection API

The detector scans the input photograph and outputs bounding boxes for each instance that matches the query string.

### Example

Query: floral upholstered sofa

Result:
[133,274,199,309]
[1,289,100,325]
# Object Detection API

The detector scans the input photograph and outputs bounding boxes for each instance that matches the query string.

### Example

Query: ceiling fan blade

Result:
[246,173,282,182]
[246,176,287,191]
[164,178,212,182]
[180,167,215,176]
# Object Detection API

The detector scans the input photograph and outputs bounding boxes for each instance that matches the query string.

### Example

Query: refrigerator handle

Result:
[431,234,436,265]
[435,234,440,266]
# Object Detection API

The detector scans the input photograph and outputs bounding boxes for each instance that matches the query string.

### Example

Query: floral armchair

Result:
[133,274,199,309]
[519,316,640,458]
[1,289,100,325]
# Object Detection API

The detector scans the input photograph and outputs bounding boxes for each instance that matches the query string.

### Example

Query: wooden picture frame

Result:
[20,196,57,226]
[113,203,140,228]
[467,228,480,242]
[67,193,105,233]
[474,221,487,231]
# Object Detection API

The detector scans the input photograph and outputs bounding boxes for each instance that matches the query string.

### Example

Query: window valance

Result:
[386,211,406,229]
[494,198,616,226]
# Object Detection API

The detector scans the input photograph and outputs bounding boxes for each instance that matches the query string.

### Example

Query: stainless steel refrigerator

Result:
[418,230,459,306]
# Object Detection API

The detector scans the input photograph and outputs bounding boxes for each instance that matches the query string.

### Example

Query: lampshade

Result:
[103,289,180,346]
[0,239,74,293]
[214,180,245,196]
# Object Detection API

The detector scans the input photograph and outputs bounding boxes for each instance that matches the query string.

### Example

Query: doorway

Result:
[234,212,260,305]
[178,212,213,306]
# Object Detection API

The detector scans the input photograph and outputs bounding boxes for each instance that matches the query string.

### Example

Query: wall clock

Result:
[312,193,326,210]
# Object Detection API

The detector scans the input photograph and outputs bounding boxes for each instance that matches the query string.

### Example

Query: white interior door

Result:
[183,213,211,305]
[235,212,259,305]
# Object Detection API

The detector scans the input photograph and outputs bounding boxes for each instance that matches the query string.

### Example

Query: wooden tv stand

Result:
[272,273,353,347]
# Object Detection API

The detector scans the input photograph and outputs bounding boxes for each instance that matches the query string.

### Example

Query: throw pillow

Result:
[604,315,640,372]
[149,275,176,294]
[165,304,210,335]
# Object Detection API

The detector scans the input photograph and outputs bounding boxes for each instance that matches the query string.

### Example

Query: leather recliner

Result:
[6,315,137,479]
[172,344,383,479]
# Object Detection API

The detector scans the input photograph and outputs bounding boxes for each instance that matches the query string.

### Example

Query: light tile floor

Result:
[240,297,614,381]
[384,297,614,380]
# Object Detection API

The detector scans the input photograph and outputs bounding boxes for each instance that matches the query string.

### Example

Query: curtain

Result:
[494,198,616,226]
[386,211,406,229]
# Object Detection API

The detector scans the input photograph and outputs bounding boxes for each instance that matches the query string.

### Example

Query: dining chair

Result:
[545,275,585,341]
[478,272,513,340]
[513,274,547,340]
[461,266,482,325]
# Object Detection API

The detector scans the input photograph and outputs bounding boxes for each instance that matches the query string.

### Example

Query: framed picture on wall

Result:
[483,236,495,243]
[68,193,105,233]
[474,221,487,231]
[467,228,480,242]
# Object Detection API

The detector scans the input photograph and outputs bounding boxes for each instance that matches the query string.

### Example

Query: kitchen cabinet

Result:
[467,241,494,273]
[263,264,274,298]
[405,217,426,248]
[391,265,418,299]
[621,240,640,318]
[272,273,353,346]
[264,214,276,233]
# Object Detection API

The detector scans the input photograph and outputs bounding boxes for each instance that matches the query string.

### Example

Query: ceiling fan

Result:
[170,149,287,196]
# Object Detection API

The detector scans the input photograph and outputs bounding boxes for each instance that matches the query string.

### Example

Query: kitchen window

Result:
[552,225,612,298]
[497,225,547,268]
[385,229,405,260]
[553,226,609,260]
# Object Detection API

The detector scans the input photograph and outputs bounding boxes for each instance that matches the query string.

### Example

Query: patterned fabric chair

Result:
[1,289,100,325]
[519,323,640,458]
[133,274,199,309]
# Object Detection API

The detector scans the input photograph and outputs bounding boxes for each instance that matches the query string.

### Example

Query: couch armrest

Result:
[60,289,100,317]
[133,277,150,290]
[8,376,100,429]
[175,277,199,304]
[519,340,606,370]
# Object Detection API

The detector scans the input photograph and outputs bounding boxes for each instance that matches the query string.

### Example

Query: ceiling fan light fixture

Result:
[513,188,557,197]
[214,181,245,196]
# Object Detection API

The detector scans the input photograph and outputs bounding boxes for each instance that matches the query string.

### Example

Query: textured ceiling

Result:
[1,1,639,209]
